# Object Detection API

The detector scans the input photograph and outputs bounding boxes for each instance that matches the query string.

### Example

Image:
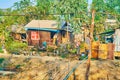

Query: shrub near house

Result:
[0,47,4,53]
[6,41,27,54]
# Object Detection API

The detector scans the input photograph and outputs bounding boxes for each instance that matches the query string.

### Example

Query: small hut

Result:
[25,20,73,47]
[11,25,26,42]
[98,28,120,58]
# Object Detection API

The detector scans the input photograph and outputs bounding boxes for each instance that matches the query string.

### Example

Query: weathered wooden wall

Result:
[27,30,73,46]
[11,33,21,41]
[27,30,51,46]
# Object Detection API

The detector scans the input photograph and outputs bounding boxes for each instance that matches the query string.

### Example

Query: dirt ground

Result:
[69,59,120,80]
[0,53,120,80]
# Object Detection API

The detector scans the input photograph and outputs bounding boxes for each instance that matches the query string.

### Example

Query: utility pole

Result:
[85,9,95,80]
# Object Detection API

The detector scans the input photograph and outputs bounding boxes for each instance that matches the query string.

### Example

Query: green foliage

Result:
[0,46,3,53]
[15,64,22,69]
[0,48,4,53]
[52,0,87,13]
[35,0,55,19]
[0,0,120,48]
[80,42,85,49]
[6,41,27,54]
[60,54,69,58]
[69,49,77,54]
[47,46,54,52]
[0,58,5,64]
[92,0,120,34]
[65,43,77,54]
[79,54,87,60]
[51,0,88,33]
[12,0,32,10]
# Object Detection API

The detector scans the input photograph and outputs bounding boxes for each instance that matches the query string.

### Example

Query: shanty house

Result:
[98,28,120,57]
[25,20,73,47]
[11,25,26,42]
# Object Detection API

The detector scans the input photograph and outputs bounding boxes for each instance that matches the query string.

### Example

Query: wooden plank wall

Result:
[27,30,73,46]
[27,30,52,46]
[39,31,51,45]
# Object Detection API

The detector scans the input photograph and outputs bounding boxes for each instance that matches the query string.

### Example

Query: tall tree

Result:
[35,0,55,19]
[12,0,32,10]
[92,0,120,34]
[51,0,88,33]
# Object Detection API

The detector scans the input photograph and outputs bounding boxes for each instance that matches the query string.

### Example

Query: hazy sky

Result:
[0,0,92,9]
[0,0,21,9]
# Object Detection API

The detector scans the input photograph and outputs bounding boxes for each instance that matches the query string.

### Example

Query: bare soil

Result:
[0,53,120,80]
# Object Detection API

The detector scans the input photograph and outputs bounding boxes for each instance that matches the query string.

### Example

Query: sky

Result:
[0,0,92,9]
[0,0,20,9]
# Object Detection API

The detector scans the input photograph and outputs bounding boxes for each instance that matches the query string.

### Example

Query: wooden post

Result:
[90,10,95,40]
[67,21,69,42]
[85,10,95,80]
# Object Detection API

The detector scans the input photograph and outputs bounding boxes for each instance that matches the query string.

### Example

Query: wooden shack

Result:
[11,25,26,42]
[25,20,73,47]
[98,28,120,58]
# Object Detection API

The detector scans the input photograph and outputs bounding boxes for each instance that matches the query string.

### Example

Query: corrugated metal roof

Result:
[25,20,58,29]
[98,30,115,36]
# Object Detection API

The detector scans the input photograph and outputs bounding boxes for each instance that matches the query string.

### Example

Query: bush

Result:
[47,46,55,52]
[80,42,85,49]
[0,48,4,53]
[79,54,88,60]
[0,58,5,64]
[69,48,77,54]
[6,41,27,54]
[61,54,69,58]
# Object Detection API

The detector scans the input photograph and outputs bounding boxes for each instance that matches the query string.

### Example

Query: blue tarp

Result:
[25,27,59,32]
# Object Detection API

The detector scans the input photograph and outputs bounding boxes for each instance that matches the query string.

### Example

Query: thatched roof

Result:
[11,25,26,33]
